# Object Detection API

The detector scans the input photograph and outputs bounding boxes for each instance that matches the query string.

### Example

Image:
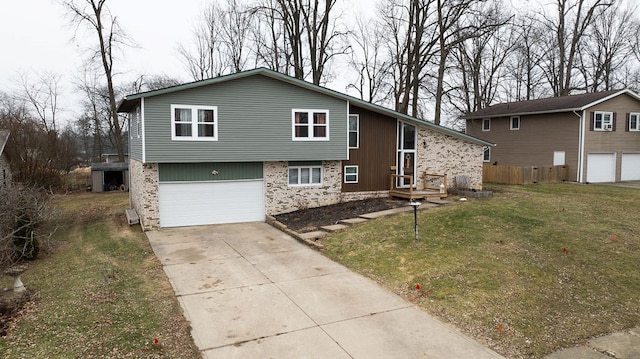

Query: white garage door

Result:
[159,180,265,227]
[621,153,640,181]
[586,153,616,183]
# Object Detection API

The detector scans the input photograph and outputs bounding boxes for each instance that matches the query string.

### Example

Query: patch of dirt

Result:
[275,197,409,232]
[0,289,38,337]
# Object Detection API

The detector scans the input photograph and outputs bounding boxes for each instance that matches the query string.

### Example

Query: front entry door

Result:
[397,121,416,188]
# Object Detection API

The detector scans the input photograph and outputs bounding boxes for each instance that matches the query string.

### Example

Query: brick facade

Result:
[129,159,160,229]
[417,129,484,190]
[133,128,484,228]
[264,161,342,215]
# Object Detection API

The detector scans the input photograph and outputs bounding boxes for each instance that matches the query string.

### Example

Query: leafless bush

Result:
[0,186,56,270]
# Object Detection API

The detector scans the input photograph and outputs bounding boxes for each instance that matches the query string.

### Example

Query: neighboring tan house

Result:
[117,68,492,229]
[464,89,640,183]
[0,130,11,189]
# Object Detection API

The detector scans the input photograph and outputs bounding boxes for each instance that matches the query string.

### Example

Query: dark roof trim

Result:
[462,89,640,119]
[117,68,494,147]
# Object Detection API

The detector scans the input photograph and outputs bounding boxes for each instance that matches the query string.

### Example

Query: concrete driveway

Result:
[147,223,504,359]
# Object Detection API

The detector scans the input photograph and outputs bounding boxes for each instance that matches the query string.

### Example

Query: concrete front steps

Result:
[268,199,448,249]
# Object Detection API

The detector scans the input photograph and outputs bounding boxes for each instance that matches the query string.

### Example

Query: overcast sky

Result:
[0,1,379,124]
[0,0,536,126]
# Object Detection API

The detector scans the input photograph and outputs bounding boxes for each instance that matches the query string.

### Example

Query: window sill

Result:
[171,137,218,141]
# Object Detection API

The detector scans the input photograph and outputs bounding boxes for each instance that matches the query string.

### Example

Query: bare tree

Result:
[538,0,613,96]
[130,74,182,93]
[0,92,79,189]
[253,0,348,84]
[18,71,62,132]
[180,0,255,80]
[380,0,439,117]
[432,0,511,124]
[347,15,389,103]
[579,1,637,91]
[252,0,291,74]
[503,17,548,101]
[61,0,128,162]
[449,4,515,116]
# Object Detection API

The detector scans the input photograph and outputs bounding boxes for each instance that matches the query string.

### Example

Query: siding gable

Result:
[143,75,347,163]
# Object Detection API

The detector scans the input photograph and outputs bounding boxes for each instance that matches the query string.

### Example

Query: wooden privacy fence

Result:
[483,164,568,185]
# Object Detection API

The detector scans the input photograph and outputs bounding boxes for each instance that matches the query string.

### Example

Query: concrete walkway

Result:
[542,328,640,359]
[147,223,504,359]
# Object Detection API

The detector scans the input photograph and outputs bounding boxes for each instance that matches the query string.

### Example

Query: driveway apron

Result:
[146,223,504,359]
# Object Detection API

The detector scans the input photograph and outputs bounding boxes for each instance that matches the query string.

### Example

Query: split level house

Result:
[0,130,11,189]
[117,68,493,229]
[464,89,640,183]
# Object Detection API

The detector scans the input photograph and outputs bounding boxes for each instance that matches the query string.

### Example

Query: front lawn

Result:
[322,184,640,358]
[0,192,199,358]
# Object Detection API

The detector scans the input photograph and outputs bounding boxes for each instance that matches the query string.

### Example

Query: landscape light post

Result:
[409,201,421,241]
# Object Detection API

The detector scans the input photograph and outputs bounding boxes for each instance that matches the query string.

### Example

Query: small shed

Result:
[91,162,129,192]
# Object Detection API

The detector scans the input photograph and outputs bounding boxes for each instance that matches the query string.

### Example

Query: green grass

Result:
[322,184,640,358]
[0,192,199,358]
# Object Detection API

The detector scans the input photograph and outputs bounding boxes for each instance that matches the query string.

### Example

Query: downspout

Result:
[574,110,585,183]
[346,100,350,161]
[139,97,147,231]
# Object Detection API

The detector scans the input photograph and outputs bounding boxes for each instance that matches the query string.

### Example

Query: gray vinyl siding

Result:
[159,162,263,182]
[129,106,143,161]
[143,75,348,163]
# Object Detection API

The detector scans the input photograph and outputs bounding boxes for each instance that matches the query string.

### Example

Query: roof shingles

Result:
[462,90,636,119]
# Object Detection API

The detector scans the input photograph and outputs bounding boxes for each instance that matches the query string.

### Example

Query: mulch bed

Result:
[274,197,410,232]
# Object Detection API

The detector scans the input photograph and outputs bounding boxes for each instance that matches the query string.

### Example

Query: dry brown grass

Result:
[322,184,640,358]
[0,192,199,358]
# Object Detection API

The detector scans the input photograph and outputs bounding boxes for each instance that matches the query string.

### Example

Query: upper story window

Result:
[483,146,491,162]
[292,109,329,140]
[348,114,359,148]
[593,111,613,131]
[510,116,520,130]
[482,118,490,131]
[171,104,218,141]
[629,113,640,131]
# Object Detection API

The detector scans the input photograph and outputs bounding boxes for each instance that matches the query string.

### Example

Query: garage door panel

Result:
[621,154,640,181]
[159,181,264,227]
[586,153,615,183]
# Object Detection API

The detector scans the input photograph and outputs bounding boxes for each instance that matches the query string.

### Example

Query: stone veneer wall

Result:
[264,161,342,215]
[129,159,160,229]
[417,129,484,190]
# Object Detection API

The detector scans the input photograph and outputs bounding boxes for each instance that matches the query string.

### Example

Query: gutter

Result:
[575,110,586,182]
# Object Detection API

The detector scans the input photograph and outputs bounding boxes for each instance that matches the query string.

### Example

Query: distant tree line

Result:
[4,0,639,192]
[177,0,640,128]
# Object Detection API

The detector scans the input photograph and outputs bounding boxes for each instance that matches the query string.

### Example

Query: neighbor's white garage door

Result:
[158,180,265,227]
[586,153,616,183]
[621,153,640,181]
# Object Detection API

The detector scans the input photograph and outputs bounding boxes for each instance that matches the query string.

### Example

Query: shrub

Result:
[0,186,54,268]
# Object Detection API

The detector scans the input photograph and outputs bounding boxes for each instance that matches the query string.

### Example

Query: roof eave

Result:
[117,68,493,146]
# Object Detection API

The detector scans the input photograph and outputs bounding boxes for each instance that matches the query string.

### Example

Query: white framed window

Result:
[171,104,218,141]
[483,146,491,162]
[344,165,358,183]
[593,111,613,131]
[482,118,490,131]
[510,116,520,130]
[292,109,329,140]
[348,114,359,148]
[288,165,322,186]
[629,113,640,131]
